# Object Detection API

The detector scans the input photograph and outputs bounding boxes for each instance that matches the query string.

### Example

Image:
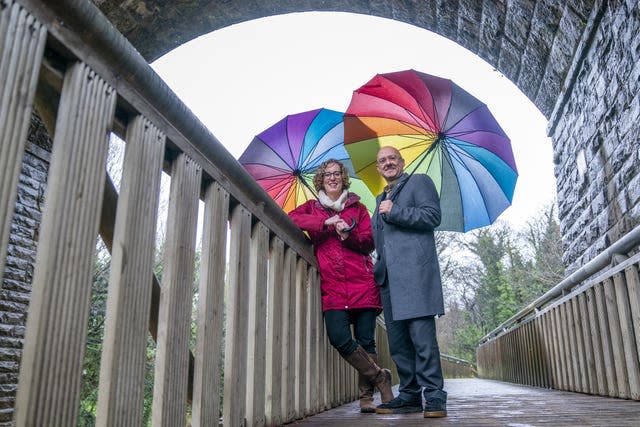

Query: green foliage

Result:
[437,202,565,363]
[470,225,518,330]
[452,322,484,363]
[80,236,206,425]
[78,242,110,426]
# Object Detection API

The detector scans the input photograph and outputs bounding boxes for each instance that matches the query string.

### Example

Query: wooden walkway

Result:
[290,378,640,426]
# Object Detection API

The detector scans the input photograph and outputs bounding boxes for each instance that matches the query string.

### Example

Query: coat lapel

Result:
[386,173,409,202]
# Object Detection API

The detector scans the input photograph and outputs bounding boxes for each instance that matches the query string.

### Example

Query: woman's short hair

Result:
[312,159,351,191]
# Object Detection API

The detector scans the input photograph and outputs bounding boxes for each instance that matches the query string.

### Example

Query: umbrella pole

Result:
[388,138,441,201]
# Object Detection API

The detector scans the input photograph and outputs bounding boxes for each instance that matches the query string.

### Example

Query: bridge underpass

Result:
[292,380,640,426]
[2,1,640,426]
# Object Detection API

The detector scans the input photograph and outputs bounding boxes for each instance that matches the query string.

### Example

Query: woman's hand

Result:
[324,214,342,227]
[334,219,350,232]
[334,218,351,240]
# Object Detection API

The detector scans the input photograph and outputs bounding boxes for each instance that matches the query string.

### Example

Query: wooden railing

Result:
[0,1,380,425]
[441,354,476,378]
[0,1,483,425]
[477,226,640,400]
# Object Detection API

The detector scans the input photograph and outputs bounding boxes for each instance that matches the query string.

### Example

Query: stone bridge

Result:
[92,0,639,271]
[2,1,640,425]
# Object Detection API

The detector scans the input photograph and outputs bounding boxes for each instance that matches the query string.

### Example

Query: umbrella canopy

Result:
[239,108,376,214]
[344,69,518,232]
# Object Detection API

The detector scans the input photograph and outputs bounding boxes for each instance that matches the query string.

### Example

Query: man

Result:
[371,146,447,418]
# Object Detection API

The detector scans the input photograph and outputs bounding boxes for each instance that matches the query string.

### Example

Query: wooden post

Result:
[96,116,165,425]
[0,1,46,285]
[625,264,640,371]
[245,221,269,426]
[571,296,588,392]
[294,258,308,418]
[152,153,201,426]
[585,286,608,396]
[307,267,319,414]
[595,281,618,397]
[14,62,116,425]
[578,292,597,395]
[281,248,297,422]
[192,182,229,426]
[222,204,252,426]
[603,278,629,398]
[265,237,284,426]
[612,271,640,399]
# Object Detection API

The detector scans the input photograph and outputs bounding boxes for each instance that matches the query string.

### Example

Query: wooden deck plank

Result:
[290,378,640,426]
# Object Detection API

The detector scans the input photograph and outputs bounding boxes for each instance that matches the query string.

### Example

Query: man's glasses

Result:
[376,155,400,165]
[322,171,342,179]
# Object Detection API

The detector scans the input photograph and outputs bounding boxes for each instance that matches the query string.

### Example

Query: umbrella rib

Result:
[375,75,441,131]
[357,132,435,172]
[248,136,298,172]
[446,139,507,222]
[304,137,344,169]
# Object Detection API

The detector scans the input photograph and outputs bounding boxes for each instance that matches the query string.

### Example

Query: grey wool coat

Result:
[371,173,445,321]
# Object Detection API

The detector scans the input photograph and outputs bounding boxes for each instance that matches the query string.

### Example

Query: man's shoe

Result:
[375,396,422,414]
[423,392,447,418]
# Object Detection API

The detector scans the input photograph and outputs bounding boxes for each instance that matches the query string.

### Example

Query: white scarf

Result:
[318,190,348,212]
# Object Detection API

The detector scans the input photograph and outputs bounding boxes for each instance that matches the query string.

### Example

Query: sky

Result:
[151,12,557,231]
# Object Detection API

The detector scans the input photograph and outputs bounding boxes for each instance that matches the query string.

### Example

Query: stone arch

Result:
[95,1,597,120]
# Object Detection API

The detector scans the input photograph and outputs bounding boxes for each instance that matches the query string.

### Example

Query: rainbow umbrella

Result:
[344,69,517,232]
[239,108,375,214]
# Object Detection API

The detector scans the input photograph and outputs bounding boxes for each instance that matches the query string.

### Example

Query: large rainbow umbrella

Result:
[344,69,518,232]
[239,108,375,214]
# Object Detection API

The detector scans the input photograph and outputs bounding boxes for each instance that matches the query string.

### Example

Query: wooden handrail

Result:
[22,0,316,266]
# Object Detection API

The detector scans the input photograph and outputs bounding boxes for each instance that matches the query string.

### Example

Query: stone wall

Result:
[0,116,50,425]
[550,0,640,272]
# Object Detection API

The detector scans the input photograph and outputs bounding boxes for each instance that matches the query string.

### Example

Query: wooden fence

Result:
[478,234,640,400]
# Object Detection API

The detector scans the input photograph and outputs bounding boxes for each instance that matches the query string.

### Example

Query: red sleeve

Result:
[288,201,333,243]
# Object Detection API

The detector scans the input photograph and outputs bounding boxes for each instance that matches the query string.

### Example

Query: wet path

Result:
[290,378,640,426]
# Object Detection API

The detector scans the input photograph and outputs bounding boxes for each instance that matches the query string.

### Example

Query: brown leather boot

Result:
[358,357,375,412]
[345,346,394,404]
[358,354,384,412]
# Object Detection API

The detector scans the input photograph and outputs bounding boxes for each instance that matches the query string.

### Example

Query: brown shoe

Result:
[423,390,447,418]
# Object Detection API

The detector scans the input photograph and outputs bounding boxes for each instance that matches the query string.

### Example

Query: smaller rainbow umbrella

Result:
[238,108,375,214]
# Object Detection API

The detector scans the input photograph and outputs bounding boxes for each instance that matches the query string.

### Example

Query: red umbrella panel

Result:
[344,69,518,232]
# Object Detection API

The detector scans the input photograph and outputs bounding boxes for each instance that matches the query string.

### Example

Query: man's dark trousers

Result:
[380,281,444,403]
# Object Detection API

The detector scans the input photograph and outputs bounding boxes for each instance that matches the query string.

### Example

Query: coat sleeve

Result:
[341,203,375,254]
[385,175,441,230]
[288,201,333,243]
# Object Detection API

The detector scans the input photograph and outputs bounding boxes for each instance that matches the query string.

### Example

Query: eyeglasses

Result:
[376,155,400,165]
[322,171,342,179]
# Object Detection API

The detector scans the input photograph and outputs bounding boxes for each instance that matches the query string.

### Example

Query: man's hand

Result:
[379,199,393,215]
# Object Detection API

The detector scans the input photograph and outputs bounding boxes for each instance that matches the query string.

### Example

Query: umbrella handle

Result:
[342,218,357,232]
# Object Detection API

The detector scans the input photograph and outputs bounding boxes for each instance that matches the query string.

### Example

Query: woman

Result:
[288,159,394,412]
